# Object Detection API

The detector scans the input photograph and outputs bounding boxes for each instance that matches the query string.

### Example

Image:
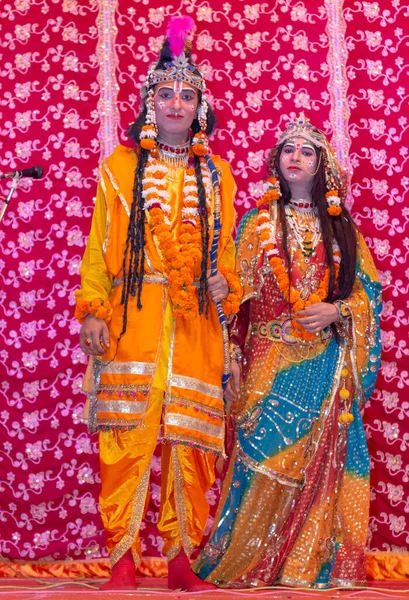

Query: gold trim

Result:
[165,434,223,455]
[167,394,224,419]
[97,400,148,415]
[166,544,182,561]
[331,577,366,587]
[110,467,150,566]
[102,157,157,274]
[166,414,223,440]
[170,375,223,401]
[100,361,155,375]
[279,575,330,588]
[172,446,195,558]
[99,175,110,255]
[113,274,168,286]
[102,160,130,217]
[238,447,303,489]
[95,416,144,430]
[251,319,333,346]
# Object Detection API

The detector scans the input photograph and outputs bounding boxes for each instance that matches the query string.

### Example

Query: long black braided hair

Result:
[267,142,357,303]
[118,41,217,340]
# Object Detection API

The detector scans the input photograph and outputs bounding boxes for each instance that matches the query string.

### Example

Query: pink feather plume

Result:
[166,16,196,58]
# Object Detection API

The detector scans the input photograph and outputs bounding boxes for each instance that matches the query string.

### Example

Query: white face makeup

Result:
[153,81,198,144]
[279,137,319,189]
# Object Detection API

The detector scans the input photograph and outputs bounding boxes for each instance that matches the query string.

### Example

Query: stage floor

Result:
[1,578,409,599]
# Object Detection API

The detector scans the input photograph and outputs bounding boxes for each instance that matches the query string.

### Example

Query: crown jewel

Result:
[143,16,205,94]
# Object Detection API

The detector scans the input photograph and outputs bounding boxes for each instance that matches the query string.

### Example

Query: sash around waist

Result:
[251,318,333,346]
[113,275,200,287]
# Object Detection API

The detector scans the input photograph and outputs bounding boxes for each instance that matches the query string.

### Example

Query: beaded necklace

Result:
[285,201,322,261]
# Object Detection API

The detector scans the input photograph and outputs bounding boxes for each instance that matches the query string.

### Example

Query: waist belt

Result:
[251,319,333,346]
[113,275,200,287]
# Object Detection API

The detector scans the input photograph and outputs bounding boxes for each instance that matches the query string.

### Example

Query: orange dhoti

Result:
[99,387,217,566]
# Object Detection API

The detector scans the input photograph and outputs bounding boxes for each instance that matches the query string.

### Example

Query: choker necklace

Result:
[289,198,314,211]
[157,139,190,168]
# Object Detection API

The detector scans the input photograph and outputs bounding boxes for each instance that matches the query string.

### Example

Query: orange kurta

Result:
[76,144,238,454]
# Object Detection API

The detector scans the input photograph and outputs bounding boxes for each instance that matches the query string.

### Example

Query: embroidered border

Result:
[87,358,103,432]
[100,361,155,375]
[172,446,195,558]
[102,160,130,217]
[166,394,224,419]
[97,400,149,415]
[238,447,303,489]
[98,383,150,395]
[95,417,144,431]
[170,375,223,401]
[166,414,223,440]
[164,433,224,456]
[99,175,110,255]
[110,467,150,566]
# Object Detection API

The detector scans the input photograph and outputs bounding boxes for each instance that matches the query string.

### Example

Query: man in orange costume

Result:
[75,16,241,592]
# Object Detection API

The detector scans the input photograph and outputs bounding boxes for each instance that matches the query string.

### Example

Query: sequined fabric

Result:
[193,209,382,588]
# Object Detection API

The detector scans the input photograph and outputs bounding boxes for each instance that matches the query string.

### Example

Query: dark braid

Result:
[118,148,149,342]
[194,155,210,316]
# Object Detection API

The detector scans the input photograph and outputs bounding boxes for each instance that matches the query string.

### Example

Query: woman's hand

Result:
[79,314,110,356]
[225,360,241,404]
[207,270,229,303]
[294,302,339,333]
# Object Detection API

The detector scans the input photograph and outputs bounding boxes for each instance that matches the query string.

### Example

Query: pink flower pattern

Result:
[0,0,408,563]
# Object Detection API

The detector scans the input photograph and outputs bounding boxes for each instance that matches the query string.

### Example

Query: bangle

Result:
[75,298,112,324]
[218,266,242,316]
[334,300,351,321]
[230,343,243,363]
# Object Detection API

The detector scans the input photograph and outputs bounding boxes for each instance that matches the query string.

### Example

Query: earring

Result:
[192,99,209,157]
[308,152,322,176]
[139,89,157,151]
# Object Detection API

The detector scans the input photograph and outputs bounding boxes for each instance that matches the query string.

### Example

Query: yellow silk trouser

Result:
[98,387,217,566]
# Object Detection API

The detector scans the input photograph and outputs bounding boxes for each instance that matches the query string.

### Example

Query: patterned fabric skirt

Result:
[194,336,370,588]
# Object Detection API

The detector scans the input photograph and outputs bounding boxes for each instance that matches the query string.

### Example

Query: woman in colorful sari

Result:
[194,113,382,588]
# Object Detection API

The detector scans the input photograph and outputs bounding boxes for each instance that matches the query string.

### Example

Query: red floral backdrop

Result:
[0,0,408,566]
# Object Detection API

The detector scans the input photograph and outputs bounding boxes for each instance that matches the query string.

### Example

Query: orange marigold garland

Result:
[75,298,113,324]
[191,131,209,157]
[219,266,242,316]
[256,179,340,341]
[326,190,342,216]
[142,155,210,318]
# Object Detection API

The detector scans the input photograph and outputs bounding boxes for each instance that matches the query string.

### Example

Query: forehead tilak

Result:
[154,81,197,95]
[283,139,316,151]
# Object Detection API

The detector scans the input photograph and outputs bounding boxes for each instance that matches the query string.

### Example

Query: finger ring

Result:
[85,337,91,347]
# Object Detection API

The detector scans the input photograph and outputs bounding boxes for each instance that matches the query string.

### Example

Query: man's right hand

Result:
[79,314,110,356]
[224,360,241,404]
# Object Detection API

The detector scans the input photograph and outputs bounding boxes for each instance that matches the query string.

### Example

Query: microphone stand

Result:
[0,174,21,224]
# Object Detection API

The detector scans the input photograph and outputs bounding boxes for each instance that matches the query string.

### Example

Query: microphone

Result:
[0,166,44,180]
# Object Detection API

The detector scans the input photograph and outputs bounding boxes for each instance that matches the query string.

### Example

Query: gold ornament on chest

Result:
[293,263,321,301]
